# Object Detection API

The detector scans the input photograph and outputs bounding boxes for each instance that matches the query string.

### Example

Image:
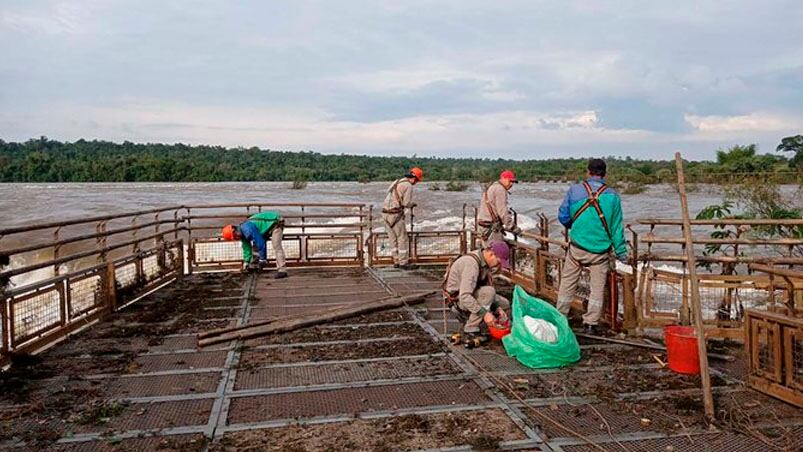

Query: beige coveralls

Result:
[444,250,510,333]
[556,244,609,326]
[477,182,514,246]
[382,178,413,265]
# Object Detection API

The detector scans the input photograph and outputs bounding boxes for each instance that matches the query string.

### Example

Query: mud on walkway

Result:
[1,267,801,451]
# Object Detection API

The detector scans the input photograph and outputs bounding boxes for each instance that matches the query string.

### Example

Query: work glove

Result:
[483,311,496,325]
[616,254,629,265]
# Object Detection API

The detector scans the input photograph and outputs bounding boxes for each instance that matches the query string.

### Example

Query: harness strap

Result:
[482,182,503,226]
[441,252,493,305]
[571,181,611,239]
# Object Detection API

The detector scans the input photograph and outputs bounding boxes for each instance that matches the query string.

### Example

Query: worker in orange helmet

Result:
[221,211,287,278]
[381,167,422,270]
[477,169,522,246]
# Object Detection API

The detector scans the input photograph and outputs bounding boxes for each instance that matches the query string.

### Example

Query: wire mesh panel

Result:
[413,232,462,259]
[68,272,103,318]
[115,261,139,290]
[786,328,803,392]
[9,284,64,346]
[269,237,302,261]
[194,239,243,264]
[747,309,803,407]
[372,233,394,259]
[142,254,160,281]
[307,235,358,261]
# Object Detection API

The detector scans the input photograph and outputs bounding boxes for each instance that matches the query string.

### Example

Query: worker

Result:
[477,169,522,246]
[221,211,287,279]
[442,241,511,347]
[556,158,627,334]
[382,167,422,269]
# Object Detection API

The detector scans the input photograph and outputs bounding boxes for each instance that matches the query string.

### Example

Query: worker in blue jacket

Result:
[222,212,287,279]
[556,158,627,334]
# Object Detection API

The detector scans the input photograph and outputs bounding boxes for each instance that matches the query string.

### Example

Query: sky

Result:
[0,1,801,160]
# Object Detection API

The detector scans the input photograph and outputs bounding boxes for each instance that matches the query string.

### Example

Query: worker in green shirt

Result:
[222,211,287,278]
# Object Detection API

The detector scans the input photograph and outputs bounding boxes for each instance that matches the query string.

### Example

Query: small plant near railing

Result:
[429,183,441,191]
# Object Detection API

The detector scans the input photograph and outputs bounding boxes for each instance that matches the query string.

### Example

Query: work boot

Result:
[274,271,288,279]
[463,332,489,349]
[400,263,418,270]
[582,323,601,336]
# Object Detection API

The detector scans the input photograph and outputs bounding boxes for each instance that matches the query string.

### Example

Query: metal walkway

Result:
[0,268,801,451]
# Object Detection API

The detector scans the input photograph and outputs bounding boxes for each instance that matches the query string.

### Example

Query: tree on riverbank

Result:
[0,137,799,183]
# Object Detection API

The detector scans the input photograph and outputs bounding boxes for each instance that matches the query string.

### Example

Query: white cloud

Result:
[0,2,89,35]
[684,113,801,133]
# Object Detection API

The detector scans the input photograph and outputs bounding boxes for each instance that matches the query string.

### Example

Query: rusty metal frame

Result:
[745,308,803,407]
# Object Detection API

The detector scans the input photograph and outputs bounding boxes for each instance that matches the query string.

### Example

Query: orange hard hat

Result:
[409,167,423,181]
[222,224,236,241]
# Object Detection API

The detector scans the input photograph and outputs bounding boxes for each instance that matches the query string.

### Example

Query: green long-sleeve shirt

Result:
[239,211,282,263]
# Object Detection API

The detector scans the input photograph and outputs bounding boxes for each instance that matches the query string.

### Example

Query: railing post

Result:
[104,261,117,313]
[358,205,365,267]
[186,208,194,275]
[131,215,140,254]
[367,205,374,267]
[53,226,61,276]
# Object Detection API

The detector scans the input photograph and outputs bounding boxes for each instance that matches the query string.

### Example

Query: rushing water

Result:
[0,181,733,231]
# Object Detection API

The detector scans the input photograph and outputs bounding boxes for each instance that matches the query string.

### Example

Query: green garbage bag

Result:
[502,285,581,368]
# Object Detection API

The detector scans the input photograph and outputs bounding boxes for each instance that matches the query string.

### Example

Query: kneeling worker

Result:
[222,211,287,279]
[443,241,511,347]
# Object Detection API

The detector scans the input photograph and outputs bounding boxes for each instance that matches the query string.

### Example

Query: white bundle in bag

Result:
[523,315,559,343]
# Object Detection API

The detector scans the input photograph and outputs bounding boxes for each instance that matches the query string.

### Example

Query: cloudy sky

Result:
[1,1,801,160]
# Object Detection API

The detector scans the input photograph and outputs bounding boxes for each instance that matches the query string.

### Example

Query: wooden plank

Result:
[675,152,715,420]
[198,290,436,347]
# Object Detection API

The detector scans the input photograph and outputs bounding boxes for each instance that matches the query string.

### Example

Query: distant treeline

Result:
[0,137,800,183]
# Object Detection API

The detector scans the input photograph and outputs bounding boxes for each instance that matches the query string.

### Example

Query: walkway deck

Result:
[1,268,801,451]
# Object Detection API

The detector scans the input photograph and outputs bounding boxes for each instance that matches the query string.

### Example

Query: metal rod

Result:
[674,152,715,420]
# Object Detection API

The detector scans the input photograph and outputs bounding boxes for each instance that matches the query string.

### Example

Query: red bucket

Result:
[664,325,700,375]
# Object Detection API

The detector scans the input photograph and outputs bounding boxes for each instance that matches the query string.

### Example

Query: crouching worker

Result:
[221,211,287,279]
[442,241,510,348]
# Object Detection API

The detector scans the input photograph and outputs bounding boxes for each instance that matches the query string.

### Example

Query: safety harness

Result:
[571,181,612,239]
[382,178,408,227]
[478,182,506,238]
[441,251,494,307]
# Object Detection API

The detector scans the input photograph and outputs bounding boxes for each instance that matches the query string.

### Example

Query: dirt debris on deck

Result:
[210,410,526,452]
[2,269,802,451]
[0,273,244,449]
[238,337,445,366]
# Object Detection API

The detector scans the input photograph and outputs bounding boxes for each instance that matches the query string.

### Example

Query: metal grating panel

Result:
[71,399,214,433]
[234,356,458,390]
[532,402,654,439]
[131,350,229,373]
[559,431,790,452]
[52,433,207,451]
[227,379,489,424]
[103,372,221,398]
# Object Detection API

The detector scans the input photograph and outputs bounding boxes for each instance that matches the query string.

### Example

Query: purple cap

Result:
[488,241,510,270]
